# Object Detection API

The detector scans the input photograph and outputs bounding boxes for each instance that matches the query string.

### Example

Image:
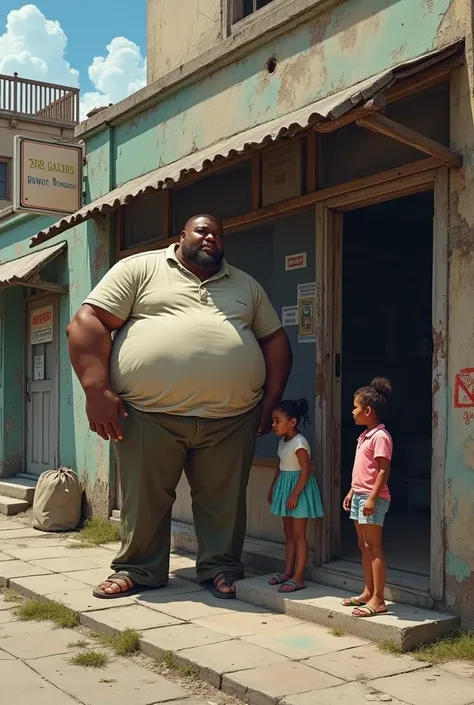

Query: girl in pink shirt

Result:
[342,377,393,618]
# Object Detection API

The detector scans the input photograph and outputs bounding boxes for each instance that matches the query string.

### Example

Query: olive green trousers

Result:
[111,404,260,586]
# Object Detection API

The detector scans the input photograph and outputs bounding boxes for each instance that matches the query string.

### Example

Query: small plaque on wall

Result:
[261,141,302,207]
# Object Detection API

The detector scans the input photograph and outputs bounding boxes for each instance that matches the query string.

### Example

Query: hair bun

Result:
[370,377,392,398]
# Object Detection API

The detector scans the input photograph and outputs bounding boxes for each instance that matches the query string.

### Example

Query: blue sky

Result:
[0,2,147,116]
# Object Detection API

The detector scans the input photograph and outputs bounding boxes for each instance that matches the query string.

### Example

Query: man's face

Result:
[180,216,224,269]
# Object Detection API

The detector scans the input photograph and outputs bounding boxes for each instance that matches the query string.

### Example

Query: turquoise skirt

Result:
[270,471,324,519]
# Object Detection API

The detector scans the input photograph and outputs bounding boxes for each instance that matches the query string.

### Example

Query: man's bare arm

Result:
[258,328,293,435]
[66,304,126,441]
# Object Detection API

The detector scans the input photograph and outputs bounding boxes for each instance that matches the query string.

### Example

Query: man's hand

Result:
[363,498,376,517]
[257,396,274,436]
[286,492,299,510]
[85,387,128,442]
[343,490,353,512]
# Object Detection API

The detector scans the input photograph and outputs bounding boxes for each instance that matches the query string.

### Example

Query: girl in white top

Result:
[267,399,324,592]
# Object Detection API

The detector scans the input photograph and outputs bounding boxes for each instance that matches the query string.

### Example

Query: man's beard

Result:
[181,242,224,269]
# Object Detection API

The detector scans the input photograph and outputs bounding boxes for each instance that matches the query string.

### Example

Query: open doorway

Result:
[339,192,434,579]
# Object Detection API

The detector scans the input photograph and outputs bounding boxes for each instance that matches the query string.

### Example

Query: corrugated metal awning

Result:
[0,241,66,289]
[31,41,463,247]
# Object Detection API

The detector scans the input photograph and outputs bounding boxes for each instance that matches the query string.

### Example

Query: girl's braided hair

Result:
[355,377,392,420]
[274,398,310,427]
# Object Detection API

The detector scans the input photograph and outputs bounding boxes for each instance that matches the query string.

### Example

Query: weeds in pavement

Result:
[157,650,195,677]
[68,639,90,649]
[15,598,79,628]
[329,626,345,637]
[69,516,120,548]
[379,639,403,655]
[70,650,109,668]
[2,588,23,603]
[95,628,141,656]
[415,630,474,663]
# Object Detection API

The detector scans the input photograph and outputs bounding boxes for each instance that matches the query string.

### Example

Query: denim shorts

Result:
[350,493,390,526]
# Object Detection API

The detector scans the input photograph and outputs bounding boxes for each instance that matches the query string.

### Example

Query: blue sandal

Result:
[277,580,306,593]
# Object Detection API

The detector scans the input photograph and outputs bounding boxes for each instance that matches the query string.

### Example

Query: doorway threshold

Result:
[313,559,432,609]
[165,519,433,610]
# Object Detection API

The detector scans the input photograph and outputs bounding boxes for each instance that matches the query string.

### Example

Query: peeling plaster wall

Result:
[439,1,474,627]
[147,0,222,83]
[0,202,113,513]
[114,0,453,186]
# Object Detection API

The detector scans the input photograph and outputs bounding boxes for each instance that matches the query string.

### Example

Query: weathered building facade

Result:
[11,0,474,624]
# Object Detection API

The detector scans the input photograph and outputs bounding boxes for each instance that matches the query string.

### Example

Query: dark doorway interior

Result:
[340,192,434,577]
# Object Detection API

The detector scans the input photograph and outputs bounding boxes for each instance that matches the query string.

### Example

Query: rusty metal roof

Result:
[0,241,66,289]
[30,41,463,248]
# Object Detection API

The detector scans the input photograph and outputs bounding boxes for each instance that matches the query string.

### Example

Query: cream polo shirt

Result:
[84,244,282,418]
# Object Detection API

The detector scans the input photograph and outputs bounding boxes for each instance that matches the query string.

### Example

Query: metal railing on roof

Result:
[0,72,80,126]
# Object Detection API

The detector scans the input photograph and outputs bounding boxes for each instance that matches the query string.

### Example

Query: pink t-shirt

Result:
[351,424,393,501]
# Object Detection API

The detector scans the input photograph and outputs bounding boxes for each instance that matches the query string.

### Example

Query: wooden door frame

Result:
[25,295,60,473]
[313,166,448,601]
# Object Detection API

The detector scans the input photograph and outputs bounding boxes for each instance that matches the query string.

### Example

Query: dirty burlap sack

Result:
[32,467,82,532]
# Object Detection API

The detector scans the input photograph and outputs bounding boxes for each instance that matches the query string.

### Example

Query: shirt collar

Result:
[359,423,386,441]
[166,244,229,279]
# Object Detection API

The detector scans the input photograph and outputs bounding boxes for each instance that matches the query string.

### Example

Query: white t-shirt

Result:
[278,434,311,471]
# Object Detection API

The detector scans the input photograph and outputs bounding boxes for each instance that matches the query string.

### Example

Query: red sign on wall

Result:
[454,368,474,408]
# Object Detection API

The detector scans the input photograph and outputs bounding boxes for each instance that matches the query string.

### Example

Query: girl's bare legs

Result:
[280,518,308,590]
[354,521,374,603]
[281,516,296,579]
[355,524,387,613]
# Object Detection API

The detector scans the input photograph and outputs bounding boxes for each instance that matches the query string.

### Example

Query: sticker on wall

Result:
[298,297,316,343]
[30,305,53,345]
[285,252,307,271]
[282,306,298,327]
[34,355,45,381]
[454,368,474,408]
[297,282,316,343]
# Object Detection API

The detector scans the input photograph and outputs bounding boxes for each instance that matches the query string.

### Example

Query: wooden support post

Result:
[251,151,261,211]
[356,113,463,168]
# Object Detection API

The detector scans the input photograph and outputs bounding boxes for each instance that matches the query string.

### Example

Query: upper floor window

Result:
[233,0,275,23]
[0,160,9,201]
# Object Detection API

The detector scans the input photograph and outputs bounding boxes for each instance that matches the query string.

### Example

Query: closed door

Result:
[26,298,58,476]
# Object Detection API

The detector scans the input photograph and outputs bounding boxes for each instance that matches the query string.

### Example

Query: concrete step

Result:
[0,495,30,516]
[0,478,36,504]
[314,559,433,609]
[236,575,458,652]
[110,509,120,525]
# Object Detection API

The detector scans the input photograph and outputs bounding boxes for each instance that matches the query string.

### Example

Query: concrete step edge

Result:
[0,495,30,516]
[0,479,36,503]
[236,575,458,651]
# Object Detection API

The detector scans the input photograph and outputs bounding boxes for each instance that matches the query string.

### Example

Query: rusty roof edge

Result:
[0,241,67,288]
[31,40,465,249]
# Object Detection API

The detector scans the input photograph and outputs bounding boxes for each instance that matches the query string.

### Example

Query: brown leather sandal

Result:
[92,572,151,599]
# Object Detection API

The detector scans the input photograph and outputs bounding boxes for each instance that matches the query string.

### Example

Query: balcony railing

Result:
[0,73,80,126]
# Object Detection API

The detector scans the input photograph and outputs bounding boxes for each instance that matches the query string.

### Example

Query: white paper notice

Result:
[34,355,45,381]
[297,282,316,300]
[282,306,298,327]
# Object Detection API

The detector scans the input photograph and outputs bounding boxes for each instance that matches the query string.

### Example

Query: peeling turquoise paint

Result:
[113,0,451,186]
[446,552,472,583]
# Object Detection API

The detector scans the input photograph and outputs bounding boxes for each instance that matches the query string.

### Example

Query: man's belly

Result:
[109,318,266,418]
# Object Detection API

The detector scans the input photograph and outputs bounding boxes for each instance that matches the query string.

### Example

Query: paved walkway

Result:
[0,514,473,705]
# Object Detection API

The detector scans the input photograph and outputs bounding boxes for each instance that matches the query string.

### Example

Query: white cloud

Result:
[81,37,146,118]
[0,4,79,86]
[0,4,146,121]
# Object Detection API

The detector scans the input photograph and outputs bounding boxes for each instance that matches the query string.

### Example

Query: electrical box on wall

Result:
[261,141,302,207]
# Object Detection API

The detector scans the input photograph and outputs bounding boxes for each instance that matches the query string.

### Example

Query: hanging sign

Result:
[13,136,82,216]
[30,305,53,345]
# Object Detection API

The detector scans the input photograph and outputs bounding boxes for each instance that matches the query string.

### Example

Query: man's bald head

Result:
[184,214,222,232]
[179,213,224,271]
